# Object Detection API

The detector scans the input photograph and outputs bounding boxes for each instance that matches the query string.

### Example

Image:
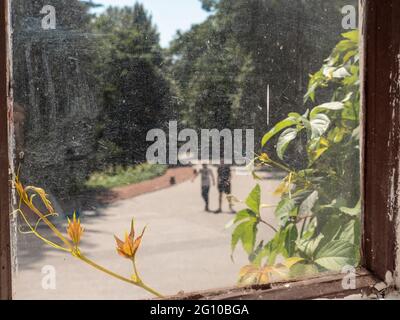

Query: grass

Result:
[85,163,168,189]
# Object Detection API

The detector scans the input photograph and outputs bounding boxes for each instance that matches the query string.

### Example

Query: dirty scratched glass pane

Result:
[11,0,360,299]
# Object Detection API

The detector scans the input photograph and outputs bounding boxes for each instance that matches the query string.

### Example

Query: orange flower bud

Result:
[67,212,84,246]
[114,219,146,260]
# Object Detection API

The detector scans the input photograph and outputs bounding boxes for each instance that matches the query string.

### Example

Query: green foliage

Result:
[231,185,261,256]
[92,4,175,166]
[13,1,174,196]
[201,0,219,12]
[169,0,357,144]
[85,163,167,189]
[232,30,361,282]
[168,17,241,130]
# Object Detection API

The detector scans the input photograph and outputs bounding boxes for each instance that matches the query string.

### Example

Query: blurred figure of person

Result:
[192,163,215,212]
[216,160,234,213]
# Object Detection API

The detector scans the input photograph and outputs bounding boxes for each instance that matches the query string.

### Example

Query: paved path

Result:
[14,167,283,300]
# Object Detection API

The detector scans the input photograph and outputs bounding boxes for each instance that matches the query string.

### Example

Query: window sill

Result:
[163,268,379,300]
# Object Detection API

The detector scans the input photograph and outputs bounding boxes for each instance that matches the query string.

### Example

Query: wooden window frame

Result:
[0,0,12,300]
[0,0,398,300]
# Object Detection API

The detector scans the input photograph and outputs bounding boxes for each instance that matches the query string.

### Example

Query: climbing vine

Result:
[231,30,361,284]
[14,176,163,298]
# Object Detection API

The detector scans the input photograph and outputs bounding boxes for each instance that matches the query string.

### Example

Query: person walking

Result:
[192,164,215,212]
[216,160,234,214]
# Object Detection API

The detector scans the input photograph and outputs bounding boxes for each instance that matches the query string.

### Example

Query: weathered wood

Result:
[0,0,12,300]
[362,0,400,281]
[164,269,378,300]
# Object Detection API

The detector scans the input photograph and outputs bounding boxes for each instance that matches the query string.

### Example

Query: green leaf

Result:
[352,126,360,141]
[277,128,298,159]
[234,209,257,224]
[334,40,357,54]
[275,198,296,226]
[304,70,325,103]
[320,214,344,245]
[330,127,347,143]
[231,220,258,255]
[340,219,360,245]
[342,30,359,43]
[290,262,320,278]
[310,114,330,139]
[339,199,361,217]
[246,184,261,216]
[310,102,344,118]
[226,209,257,230]
[297,234,324,259]
[263,229,284,265]
[342,102,358,121]
[314,241,357,271]
[299,191,319,217]
[283,224,298,258]
[311,145,329,163]
[288,112,301,118]
[332,67,351,79]
[342,92,354,103]
[343,50,357,64]
[304,82,318,103]
[261,117,298,146]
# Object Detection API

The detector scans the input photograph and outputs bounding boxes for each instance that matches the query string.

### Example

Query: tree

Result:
[171,0,358,153]
[92,4,174,167]
[168,18,242,131]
